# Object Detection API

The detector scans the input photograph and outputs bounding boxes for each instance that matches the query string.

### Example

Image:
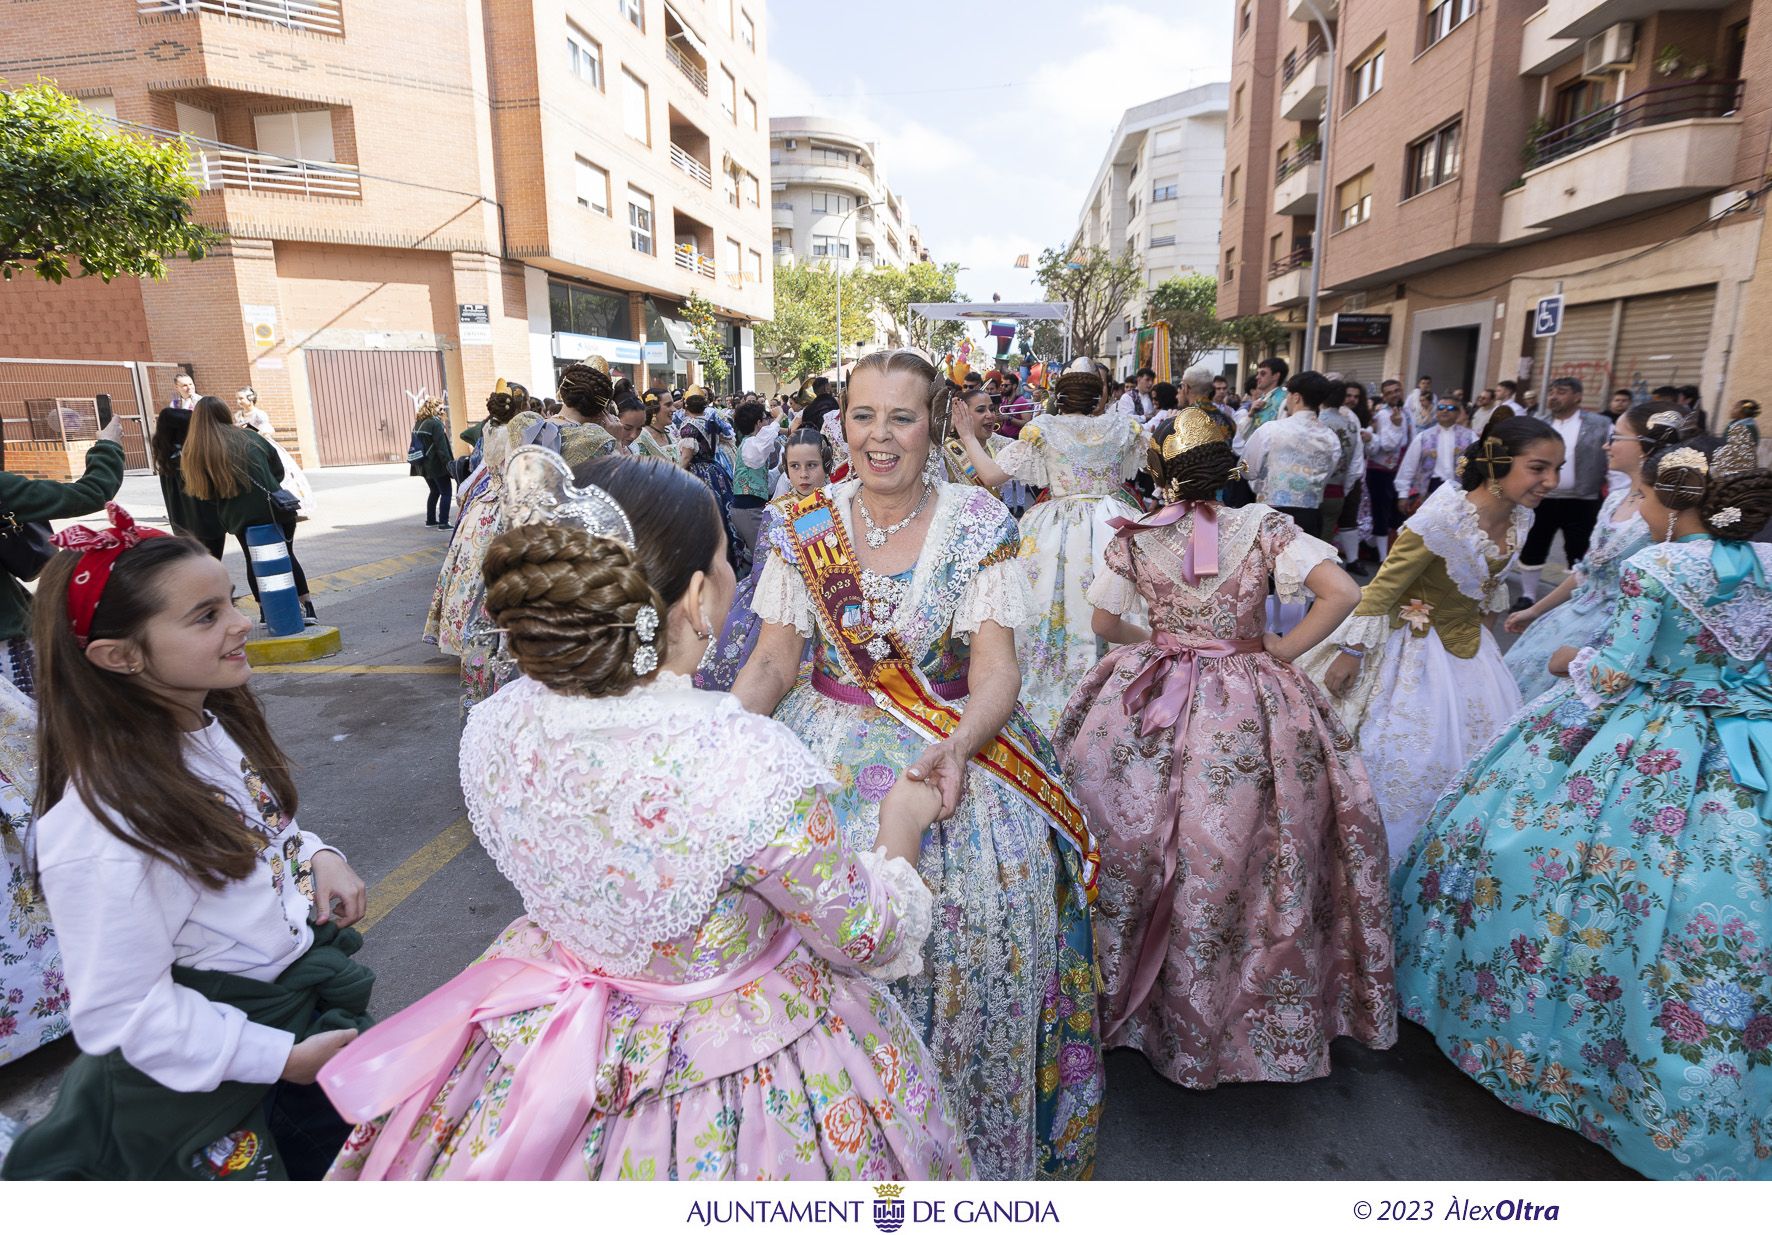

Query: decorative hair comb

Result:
[1647,409,1687,432]
[1161,406,1230,460]
[1713,419,1758,482]
[1658,446,1710,477]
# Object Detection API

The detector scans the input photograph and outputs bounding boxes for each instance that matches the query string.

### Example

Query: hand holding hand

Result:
[281,1028,358,1084]
[310,849,367,927]
[1504,607,1537,635]
[904,740,966,822]
[879,775,942,838]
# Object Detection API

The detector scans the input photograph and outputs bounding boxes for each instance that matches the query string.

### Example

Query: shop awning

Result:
[655,314,698,359]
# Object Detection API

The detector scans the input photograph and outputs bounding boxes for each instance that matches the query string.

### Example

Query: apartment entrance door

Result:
[1417,326,1480,399]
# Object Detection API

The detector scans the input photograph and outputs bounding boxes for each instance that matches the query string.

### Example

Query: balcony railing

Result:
[1267,247,1314,279]
[138,0,344,35]
[1528,79,1744,168]
[669,142,713,189]
[1275,142,1322,182]
[189,145,361,198]
[1281,35,1327,85]
[674,247,716,279]
[665,43,709,96]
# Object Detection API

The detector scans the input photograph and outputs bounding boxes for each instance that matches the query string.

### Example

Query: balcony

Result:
[674,245,716,280]
[188,142,361,199]
[1545,0,1736,42]
[1273,144,1322,216]
[772,201,794,222]
[1286,0,1337,20]
[670,142,713,190]
[1266,249,1313,308]
[1509,81,1743,237]
[665,42,709,97]
[137,0,343,35]
[1519,3,1580,75]
[771,159,875,199]
[1280,47,1330,121]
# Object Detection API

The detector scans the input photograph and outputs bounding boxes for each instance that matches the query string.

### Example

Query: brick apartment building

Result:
[1219,0,1768,412]
[0,0,773,472]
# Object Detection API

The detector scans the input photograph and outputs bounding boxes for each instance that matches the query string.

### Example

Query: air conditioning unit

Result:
[1583,22,1636,77]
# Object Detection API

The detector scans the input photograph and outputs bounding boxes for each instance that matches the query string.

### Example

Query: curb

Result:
[246,626,343,666]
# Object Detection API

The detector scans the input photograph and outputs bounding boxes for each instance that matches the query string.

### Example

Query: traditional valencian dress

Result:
[753,479,1104,1181]
[1054,502,1396,1086]
[695,500,804,693]
[1298,482,1528,862]
[1392,536,1772,1180]
[994,410,1145,735]
[321,673,970,1181]
[0,679,68,1065]
[1504,487,1651,702]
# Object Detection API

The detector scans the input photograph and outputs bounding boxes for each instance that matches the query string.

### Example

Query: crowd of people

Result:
[0,345,1768,1184]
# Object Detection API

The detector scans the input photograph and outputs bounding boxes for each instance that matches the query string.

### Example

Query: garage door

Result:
[305,349,447,466]
[1615,286,1716,394]
[1323,347,1388,391]
[1535,301,1614,395]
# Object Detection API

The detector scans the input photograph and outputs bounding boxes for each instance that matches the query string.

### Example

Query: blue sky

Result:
[766,0,1233,310]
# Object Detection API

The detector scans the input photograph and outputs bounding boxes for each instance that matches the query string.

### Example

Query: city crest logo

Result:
[873,1183,906,1234]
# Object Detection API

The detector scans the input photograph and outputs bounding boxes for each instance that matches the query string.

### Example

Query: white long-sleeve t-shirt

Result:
[35,719,337,1093]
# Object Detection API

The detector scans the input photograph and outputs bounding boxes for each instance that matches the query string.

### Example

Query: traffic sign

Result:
[1533,295,1564,338]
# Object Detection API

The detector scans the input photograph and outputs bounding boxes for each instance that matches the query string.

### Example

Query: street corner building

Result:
[1217,0,1769,409]
[0,0,775,479]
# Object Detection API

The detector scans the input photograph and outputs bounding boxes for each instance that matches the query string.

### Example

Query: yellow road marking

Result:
[358,816,475,935]
[255,663,457,675]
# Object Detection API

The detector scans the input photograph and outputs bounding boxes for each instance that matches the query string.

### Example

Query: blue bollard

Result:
[244,523,305,637]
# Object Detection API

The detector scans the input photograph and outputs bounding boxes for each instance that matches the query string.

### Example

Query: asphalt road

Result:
[1,466,1631,1179]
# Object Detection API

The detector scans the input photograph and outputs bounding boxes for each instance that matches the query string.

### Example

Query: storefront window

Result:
[549,282,628,339]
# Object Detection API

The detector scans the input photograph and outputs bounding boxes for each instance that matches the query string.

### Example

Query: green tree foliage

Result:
[0,83,212,282]
[867,261,966,354]
[682,290,729,389]
[1145,273,1227,374]
[1222,313,1291,361]
[753,260,878,387]
[1031,243,1142,358]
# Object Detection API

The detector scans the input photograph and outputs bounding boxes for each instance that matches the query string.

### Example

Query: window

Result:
[1404,118,1462,198]
[744,172,760,207]
[1227,166,1241,203]
[1149,234,1176,248]
[1336,169,1374,230]
[1552,78,1608,129]
[1152,126,1181,154]
[811,191,852,215]
[726,237,742,275]
[627,185,654,254]
[1269,234,1285,265]
[744,91,758,130]
[739,9,754,49]
[1225,247,1236,280]
[622,70,650,144]
[549,282,627,337]
[254,110,334,162]
[568,24,603,88]
[574,157,610,214]
[1233,84,1245,123]
[1240,2,1251,35]
[1424,0,1476,48]
[81,94,117,120]
[812,144,851,166]
[619,0,643,31]
[812,240,851,259]
[1349,46,1385,107]
[1153,178,1178,202]
[748,248,763,283]
[720,66,737,122]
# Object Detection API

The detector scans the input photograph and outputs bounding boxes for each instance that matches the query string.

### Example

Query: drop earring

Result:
[1665,509,1680,542]
[696,600,717,672]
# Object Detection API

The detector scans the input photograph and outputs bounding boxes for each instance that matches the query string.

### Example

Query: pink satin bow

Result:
[1108,633,1264,1040]
[320,928,801,1180]
[1109,501,1220,585]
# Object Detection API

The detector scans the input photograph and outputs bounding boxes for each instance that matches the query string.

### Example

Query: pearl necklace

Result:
[857,483,932,549]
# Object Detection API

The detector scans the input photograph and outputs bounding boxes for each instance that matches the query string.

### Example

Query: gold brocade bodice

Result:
[1352,528,1505,659]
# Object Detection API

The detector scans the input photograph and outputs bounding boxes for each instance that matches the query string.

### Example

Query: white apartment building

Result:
[1073,83,1231,375]
[769,116,930,273]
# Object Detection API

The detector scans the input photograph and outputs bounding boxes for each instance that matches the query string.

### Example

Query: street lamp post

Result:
[1301,0,1336,371]
[831,199,884,392]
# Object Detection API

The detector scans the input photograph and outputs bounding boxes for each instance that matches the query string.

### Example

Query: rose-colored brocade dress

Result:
[322,674,970,1181]
[1052,504,1398,1088]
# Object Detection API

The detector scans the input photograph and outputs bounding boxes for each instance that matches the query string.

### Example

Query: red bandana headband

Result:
[51,503,170,648]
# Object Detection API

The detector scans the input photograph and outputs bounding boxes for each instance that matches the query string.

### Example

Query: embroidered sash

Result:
[782,489,1098,893]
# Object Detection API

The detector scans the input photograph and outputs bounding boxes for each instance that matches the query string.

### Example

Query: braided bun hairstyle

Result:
[1054,370,1105,417]
[1460,412,1559,493]
[1149,417,1238,503]
[684,390,710,416]
[1620,399,1701,452]
[1642,433,1719,513]
[1703,470,1772,541]
[558,362,615,421]
[481,456,722,697]
[1641,431,1772,541]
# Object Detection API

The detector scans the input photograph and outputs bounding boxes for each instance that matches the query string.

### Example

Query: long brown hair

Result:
[30,536,298,889]
[180,395,251,501]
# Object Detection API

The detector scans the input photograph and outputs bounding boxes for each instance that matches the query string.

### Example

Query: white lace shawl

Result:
[996,411,1143,490]
[1632,540,1772,662]
[752,479,1035,655]
[460,674,834,976]
[1404,482,1528,613]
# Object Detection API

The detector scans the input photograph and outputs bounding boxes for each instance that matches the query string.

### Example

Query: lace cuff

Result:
[1334,613,1392,652]
[954,557,1037,636]
[1274,533,1340,604]
[850,847,931,982]
[994,438,1048,488]
[1567,646,1609,710]
[752,553,815,637]
[1085,566,1140,617]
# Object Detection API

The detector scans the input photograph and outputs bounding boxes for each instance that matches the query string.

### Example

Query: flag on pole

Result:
[1013,254,1029,268]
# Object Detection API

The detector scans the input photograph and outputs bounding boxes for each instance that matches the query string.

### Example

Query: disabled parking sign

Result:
[1533,295,1564,338]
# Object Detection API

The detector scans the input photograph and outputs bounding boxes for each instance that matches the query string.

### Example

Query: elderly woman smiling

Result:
[733,349,1103,1182]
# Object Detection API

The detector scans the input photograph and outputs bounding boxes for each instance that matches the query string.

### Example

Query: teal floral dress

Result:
[1392,536,1772,1179]
[753,479,1104,1181]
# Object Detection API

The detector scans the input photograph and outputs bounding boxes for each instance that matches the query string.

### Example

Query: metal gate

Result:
[1615,286,1716,396]
[305,349,448,466]
[1324,347,1388,392]
[0,357,157,471]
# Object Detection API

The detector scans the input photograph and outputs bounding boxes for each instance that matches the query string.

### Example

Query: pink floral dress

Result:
[1052,504,1398,1088]
[324,674,970,1181]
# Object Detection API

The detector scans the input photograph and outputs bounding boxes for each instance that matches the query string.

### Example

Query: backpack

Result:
[406,429,428,465]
